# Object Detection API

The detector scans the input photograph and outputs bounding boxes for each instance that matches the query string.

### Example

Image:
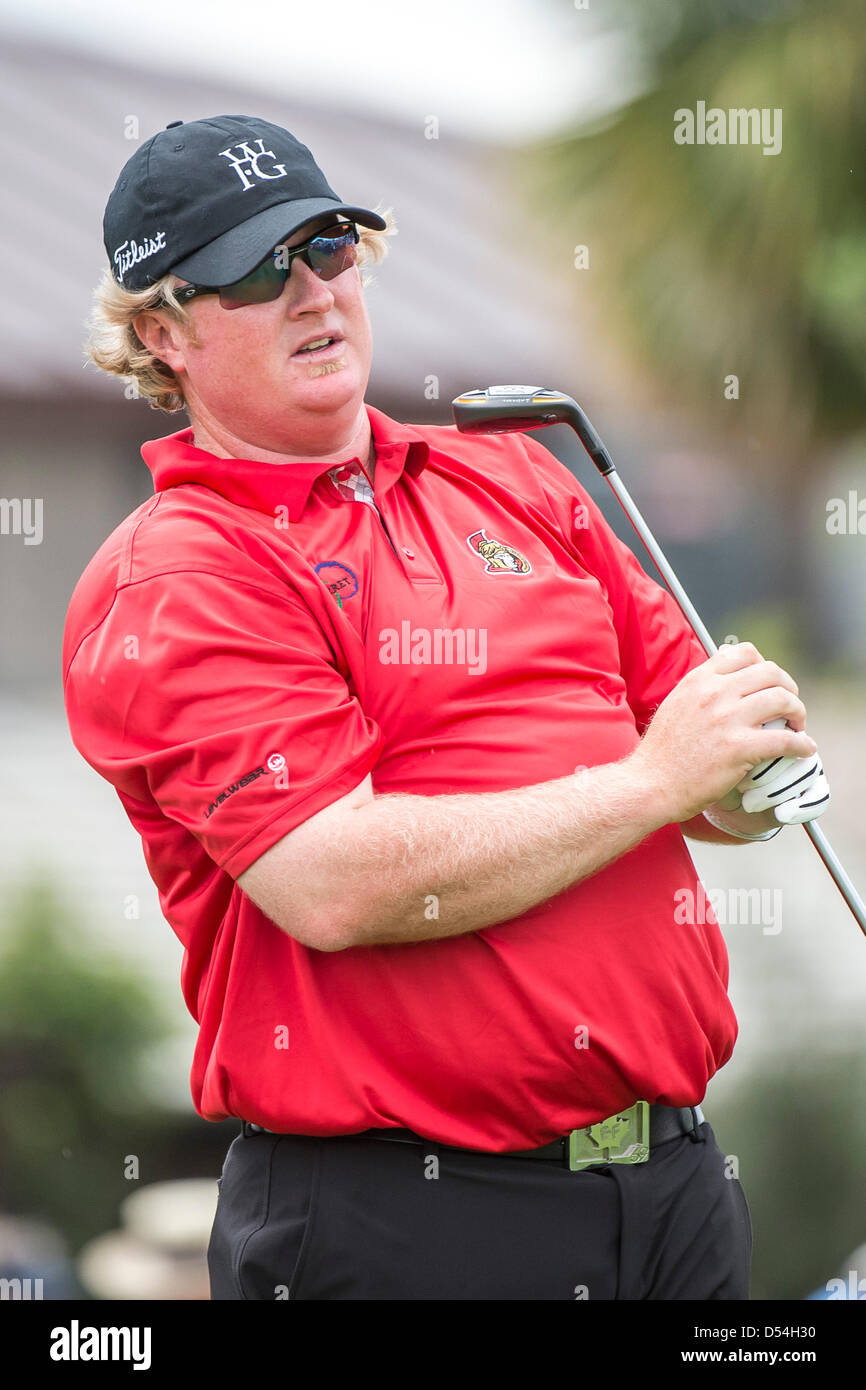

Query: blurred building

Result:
[0,29,584,695]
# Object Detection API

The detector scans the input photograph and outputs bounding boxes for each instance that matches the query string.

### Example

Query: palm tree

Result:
[513,0,866,631]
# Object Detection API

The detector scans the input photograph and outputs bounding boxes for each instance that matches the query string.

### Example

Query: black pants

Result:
[207,1119,752,1300]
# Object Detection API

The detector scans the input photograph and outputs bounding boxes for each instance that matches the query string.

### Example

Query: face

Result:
[139,213,374,454]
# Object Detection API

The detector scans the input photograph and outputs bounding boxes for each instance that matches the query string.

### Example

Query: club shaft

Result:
[600,469,866,938]
[803,822,866,937]
[606,472,718,657]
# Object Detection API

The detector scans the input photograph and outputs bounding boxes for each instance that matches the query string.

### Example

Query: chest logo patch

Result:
[466,529,532,575]
[315,560,359,607]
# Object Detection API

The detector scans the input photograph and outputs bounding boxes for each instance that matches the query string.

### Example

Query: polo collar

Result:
[141,404,430,521]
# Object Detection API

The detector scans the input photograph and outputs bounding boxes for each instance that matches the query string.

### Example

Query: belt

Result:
[241,1102,706,1170]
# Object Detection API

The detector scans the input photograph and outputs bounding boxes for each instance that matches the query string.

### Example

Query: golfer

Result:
[64,115,830,1301]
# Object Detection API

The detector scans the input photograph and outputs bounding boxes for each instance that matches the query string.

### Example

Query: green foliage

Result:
[520,0,866,461]
[715,602,805,672]
[0,879,167,1110]
[709,1052,866,1299]
[0,877,175,1249]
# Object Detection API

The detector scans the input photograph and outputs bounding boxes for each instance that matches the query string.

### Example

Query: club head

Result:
[452,385,578,435]
[452,385,614,476]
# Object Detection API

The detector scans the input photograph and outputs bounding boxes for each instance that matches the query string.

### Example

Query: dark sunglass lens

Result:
[218,255,286,310]
[307,226,359,281]
[215,225,358,306]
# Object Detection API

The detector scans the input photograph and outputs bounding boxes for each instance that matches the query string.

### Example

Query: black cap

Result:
[103,114,387,290]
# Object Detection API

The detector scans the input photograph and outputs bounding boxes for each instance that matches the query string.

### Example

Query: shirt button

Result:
[402,547,415,559]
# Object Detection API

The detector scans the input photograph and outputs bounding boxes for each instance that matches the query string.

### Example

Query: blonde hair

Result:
[85,208,397,413]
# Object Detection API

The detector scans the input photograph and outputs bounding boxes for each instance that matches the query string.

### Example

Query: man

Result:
[64,114,829,1301]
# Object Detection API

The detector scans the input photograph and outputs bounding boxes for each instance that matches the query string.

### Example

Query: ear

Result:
[132,308,189,375]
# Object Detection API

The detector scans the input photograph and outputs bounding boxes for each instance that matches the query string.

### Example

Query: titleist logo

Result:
[113,232,167,281]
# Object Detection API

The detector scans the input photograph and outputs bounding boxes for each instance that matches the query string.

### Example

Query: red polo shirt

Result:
[62,403,736,1150]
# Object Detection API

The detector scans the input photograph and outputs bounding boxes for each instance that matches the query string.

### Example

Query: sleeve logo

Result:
[203,753,285,819]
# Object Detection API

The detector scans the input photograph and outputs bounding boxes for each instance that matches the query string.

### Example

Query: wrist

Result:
[611,751,678,835]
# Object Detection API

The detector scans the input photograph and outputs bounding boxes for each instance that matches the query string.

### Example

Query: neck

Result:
[187,403,374,473]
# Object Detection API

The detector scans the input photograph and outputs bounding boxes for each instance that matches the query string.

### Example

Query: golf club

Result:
[452,385,866,939]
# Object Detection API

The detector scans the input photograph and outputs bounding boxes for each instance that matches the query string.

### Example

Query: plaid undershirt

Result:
[327,461,380,516]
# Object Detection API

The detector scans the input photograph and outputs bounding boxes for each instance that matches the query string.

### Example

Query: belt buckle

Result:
[567,1100,650,1171]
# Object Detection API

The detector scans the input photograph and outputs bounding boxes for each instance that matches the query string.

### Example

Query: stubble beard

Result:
[305,355,347,378]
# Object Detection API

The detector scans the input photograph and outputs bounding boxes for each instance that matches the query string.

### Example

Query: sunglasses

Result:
[173,221,360,310]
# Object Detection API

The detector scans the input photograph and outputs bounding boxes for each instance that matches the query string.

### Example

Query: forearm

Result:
[305,758,668,948]
[248,640,815,950]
